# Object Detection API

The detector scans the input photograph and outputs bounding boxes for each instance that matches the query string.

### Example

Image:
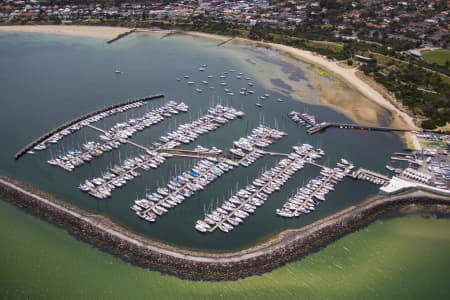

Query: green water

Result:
[1,199,450,299]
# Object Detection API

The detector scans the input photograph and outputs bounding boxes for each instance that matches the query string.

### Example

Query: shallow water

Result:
[0,32,403,250]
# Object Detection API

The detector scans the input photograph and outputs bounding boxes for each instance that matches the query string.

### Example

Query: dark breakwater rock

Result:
[0,173,449,281]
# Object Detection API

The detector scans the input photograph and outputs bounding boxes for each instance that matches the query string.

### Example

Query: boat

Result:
[195,88,203,93]
[114,70,121,74]
[255,102,262,107]
[276,98,284,102]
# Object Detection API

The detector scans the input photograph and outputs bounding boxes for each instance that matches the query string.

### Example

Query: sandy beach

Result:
[184,32,419,130]
[0,25,419,131]
[0,25,132,39]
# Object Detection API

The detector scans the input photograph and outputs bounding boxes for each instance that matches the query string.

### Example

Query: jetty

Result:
[14,93,164,160]
[351,167,390,185]
[198,145,322,233]
[106,29,136,44]
[277,162,354,218]
[160,30,179,39]
[217,37,234,47]
[288,110,431,135]
[306,122,414,135]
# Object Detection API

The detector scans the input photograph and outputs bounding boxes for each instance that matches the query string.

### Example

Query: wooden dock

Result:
[14,93,164,160]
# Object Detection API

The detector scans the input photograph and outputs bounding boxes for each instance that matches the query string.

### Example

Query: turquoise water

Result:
[0,32,403,250]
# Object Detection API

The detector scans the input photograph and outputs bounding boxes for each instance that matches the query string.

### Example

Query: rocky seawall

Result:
[0,173,449,281]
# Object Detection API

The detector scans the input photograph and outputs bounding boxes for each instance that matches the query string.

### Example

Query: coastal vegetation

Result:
[422,49,450,68]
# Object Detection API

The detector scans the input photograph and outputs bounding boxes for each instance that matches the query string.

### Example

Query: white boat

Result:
[255,103,262,107]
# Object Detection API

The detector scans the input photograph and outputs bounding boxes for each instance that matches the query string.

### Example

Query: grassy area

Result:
[309,65,350,89]
[418,137,446,149]
[306,40,344,52]
[422,49,450,68]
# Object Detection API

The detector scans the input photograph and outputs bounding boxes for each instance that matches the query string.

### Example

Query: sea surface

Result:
[1,199,450,299]
[0,32,403,250]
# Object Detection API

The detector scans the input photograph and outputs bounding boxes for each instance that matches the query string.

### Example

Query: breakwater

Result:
[14,93,164,160]
[0,173,449,281]
[106,29,136,44]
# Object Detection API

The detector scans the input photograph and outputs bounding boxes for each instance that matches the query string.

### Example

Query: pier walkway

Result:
[307,122,415,135]
[157,148,222,158]
[351,168,390,185]
[15,93,164,160]
[288,110,430,135]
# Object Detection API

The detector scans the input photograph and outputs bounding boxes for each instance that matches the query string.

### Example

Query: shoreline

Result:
[1,173,449,281]
[0,25,418,131]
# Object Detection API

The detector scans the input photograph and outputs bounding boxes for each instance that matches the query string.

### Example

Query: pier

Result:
[217,37,234,47]
[81,105,245,199]
[288,110,430,135]
[306,122,414,135]
[160,30,179,39]
[106,29,136,44]
[289,170,338,216]
[140,158,229,221]
[14,93,164,160]
[157,149,221,158]
[351,168,389,185]
[202,147,318,233]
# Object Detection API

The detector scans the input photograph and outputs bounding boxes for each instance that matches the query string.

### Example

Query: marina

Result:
[132,125,286,222]
[133,157,238,222]
[195,144,325,233]
[79,104,245,199]
[47,100,189,171]
[3,32,415,250]
[15,94,165,160]
[276,160,354,218]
